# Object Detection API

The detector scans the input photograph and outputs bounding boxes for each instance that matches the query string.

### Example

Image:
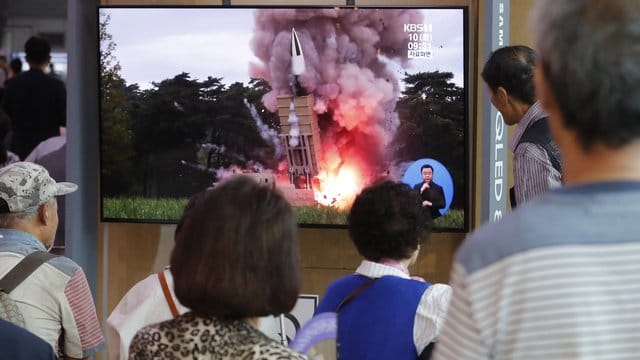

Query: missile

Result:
[291,28,306,76]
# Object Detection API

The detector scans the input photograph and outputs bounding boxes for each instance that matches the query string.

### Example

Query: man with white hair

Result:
[0,162,104,359]
[434,1,640,358]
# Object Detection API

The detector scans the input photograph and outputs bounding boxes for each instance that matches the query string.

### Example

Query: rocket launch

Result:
[250,8,424,207]
[290,28,307,96]
[291,28,305,76]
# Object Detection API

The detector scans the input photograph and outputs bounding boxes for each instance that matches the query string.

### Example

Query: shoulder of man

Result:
[44,255,83,278]
[516,117,562,174]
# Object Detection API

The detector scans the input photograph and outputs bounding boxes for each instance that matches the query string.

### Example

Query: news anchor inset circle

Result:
[402,158,454,217]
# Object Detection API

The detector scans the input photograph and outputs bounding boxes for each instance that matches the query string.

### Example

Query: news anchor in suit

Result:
[413,164,446,220]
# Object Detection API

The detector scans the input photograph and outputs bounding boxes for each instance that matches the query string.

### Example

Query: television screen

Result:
[99,6,469,231]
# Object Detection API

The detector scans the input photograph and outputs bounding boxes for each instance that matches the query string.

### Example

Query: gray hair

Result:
[0,198,54,228]
[530,0,640,150]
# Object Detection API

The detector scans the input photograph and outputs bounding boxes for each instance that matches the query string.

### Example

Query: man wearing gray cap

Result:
[0,162,104,359]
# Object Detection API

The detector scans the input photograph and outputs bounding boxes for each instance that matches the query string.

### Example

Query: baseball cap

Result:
[0,162,78,213]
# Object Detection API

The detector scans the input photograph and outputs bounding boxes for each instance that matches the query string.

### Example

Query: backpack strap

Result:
[0,251,58,294]
[516,117,562,174]
[335,277,379,312]
[157,270,179,318]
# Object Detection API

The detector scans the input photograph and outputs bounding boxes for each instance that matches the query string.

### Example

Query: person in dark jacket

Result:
[412,164,446,220]
[2,36,66,159]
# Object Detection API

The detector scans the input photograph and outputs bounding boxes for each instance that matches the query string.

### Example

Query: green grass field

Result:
[296,205,349,225]
[433,209,465,230]
[103,197,189,221]
[104,197,465,230]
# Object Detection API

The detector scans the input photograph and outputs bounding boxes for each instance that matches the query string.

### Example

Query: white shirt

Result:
[106,268,189,360]
[107,268,286,359]
[355,260,452,354]
[24,135,66,162]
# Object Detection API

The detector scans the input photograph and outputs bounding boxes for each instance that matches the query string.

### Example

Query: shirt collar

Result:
[355,259,411,279]
[0,229,48,252]
[509,101,548,151]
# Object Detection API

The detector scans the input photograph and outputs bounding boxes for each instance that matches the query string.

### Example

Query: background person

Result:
[315,181,451,359]
[24,134,67,253]
[0,109,19,167]
[7,58,22,79]
[482,45,562,207]
[434,1,640,358]
[2,36,66,159]
[0,162,104,358]
[129,176,305,359]
[0,318,57,359]
[106,191,204,360]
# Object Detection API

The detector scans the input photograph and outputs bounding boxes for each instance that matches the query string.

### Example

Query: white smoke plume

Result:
[243,98,284,158]
[287,100,300,147]
[249,8,424,186]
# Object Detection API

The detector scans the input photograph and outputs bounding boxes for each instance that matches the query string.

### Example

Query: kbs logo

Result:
[403,24,431,32]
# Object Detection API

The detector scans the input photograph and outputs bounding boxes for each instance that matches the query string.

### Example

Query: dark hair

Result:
[348,181,430,262]
[9,58,22,75]
[0,110,11,164]
[174,190,207,236]
[24,36,51,65]
[420,164,433,173]
[171,176,300,319]
[482,45,537,105]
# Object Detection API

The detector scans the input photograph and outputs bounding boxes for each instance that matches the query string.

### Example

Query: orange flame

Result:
[313,163,364,208]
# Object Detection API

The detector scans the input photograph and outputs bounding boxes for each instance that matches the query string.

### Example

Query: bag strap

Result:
[157,270,179,318]
[0,251,58,294]
[335,277,379,312]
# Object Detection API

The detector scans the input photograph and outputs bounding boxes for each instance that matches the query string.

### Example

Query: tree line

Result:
[100,14,466,209]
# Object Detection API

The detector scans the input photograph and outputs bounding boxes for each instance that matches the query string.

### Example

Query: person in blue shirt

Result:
[0,318,56,359]
[315,181,451,359]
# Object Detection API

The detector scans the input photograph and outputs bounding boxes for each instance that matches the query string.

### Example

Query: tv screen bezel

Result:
[97,4,472,233]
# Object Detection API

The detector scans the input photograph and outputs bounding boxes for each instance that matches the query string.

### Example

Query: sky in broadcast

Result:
[101,7,465,90]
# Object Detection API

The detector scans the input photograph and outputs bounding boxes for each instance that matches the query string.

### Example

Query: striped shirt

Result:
[509,101,562,205]
[0,229,104,358]
[433,182,640,360]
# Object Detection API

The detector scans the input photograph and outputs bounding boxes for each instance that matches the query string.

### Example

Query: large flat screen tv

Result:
[99,5,470,231]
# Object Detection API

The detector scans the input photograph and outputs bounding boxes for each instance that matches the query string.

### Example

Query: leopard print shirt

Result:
[129,312,306,360]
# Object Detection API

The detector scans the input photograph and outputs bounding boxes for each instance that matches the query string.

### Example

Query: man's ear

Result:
[494,86,510,107]
[38,202,51,226]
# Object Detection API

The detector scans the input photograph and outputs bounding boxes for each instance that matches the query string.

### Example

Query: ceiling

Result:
[8,0,67,19]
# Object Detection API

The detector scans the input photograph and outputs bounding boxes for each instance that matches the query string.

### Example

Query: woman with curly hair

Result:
[315,181,452,360]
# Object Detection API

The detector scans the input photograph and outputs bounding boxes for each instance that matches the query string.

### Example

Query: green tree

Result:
[394,71,466,208]
[99,13,135,196]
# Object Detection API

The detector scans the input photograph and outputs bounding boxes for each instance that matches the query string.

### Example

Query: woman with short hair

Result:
[315,181,452,360]
[129,176,305,359]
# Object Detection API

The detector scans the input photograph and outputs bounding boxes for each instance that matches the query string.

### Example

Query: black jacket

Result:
[413,181,446,219]
[3,68,66,159]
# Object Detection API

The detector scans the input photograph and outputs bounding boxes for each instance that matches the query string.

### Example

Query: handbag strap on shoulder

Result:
[157,270,180,318]
[0,251,58,294]
[335,277,379,312]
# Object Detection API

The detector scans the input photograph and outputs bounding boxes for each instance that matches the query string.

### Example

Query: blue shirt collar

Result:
[0,229,48,252]
[555,181,640,195]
